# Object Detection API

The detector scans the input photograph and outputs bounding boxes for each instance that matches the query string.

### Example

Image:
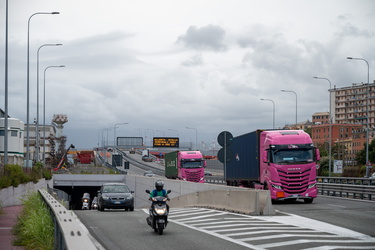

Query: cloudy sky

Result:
[1,0,375,150]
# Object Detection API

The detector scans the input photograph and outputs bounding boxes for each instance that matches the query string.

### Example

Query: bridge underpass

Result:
[52,174,127,210]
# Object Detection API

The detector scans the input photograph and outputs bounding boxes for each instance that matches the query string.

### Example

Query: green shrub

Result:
[1,165,30,188]
[13,192,54,250]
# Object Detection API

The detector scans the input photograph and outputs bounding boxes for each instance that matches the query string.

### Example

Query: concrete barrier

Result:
[124,174,275,216]
[0,178,53,207]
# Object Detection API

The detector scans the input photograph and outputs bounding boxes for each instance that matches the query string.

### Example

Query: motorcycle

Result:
[91,196,98,210]
[81,192,91,210]
[145,189,171,235]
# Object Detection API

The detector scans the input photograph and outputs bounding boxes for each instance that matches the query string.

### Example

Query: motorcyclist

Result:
[149,180,170,211]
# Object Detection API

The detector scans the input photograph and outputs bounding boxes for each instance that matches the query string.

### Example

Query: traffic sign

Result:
[218,147,234,163]
[217,131,233,147]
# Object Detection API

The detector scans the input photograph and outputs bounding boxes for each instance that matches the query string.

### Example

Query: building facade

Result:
[0,117,25,166]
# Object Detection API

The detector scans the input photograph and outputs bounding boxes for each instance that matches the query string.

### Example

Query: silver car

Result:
[97,183,134,211]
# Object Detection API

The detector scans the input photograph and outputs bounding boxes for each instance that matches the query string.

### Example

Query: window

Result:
[0,130,4,136]
[11,130,18,137]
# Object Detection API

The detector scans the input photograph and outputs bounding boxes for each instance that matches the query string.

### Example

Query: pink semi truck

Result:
[225,130,320,203]
[164,151,206,183]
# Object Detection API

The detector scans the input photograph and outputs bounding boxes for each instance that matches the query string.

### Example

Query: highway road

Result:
[80,152,375,249]
[76,199,375,250]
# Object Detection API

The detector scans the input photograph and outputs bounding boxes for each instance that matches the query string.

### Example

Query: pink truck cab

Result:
[259,130,320,202]
[165,151,206,183]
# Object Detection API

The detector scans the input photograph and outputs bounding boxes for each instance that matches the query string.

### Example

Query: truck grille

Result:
[277,169,310,194]
[186,172,201,182]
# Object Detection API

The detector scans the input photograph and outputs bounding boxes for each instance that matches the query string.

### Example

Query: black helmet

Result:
[155,180,164,191]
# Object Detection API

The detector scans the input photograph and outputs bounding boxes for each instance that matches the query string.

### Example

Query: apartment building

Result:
[311,82,375,165]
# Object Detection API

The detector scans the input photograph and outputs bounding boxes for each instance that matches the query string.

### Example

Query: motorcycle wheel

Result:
[158,223,164,235]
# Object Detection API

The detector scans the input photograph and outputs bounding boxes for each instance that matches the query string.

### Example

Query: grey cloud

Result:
[177,24,227,51]
[181,54,204,67]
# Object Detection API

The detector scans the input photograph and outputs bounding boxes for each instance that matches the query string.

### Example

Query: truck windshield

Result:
[271,149,314,164]
[181,161,203,169]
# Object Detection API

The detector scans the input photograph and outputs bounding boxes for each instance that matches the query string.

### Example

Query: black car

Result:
[97,183,134,211]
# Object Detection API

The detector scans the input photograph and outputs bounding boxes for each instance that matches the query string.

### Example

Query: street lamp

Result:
[26,11,59,167]
[113,123,129,147]
[36,43,62,162]
[168,129,178,137]
[313,76,332,177]
[347,57,370,177]
[186,127,198,150]
[260,98,275,129]
[281,90,297,126]
[43,65,64,166]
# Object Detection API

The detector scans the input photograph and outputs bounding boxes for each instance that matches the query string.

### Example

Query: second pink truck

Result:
[164,151,206,183]
[225,129,320,203]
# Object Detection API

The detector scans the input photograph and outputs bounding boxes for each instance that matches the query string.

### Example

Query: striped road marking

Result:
[161,207,375,250]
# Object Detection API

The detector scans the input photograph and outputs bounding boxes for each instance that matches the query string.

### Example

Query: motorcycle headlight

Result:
[83,199,88,202]
[155,208,166,215]
[151,197,157,202]
[308,182,317,188]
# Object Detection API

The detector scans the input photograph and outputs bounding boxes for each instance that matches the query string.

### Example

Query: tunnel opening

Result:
[54,185,101,210]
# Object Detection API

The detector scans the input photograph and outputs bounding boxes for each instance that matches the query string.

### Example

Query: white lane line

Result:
[258,239,375,249]
[169,209,215,218]
[224,229,317,237]
[328,204,346,208]
[174,212,228,222]
[189,220,276,227]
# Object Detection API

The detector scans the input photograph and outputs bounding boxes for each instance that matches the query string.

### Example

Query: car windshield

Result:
[103,185,130,193]
[271,149,313,164]
[182,161,203,169]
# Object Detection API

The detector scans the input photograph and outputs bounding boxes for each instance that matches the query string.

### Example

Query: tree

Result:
[355,139,375,165]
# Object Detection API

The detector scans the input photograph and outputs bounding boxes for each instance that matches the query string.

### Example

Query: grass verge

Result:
[13,191,54,250]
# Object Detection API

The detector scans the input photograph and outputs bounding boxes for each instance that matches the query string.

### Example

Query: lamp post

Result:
[36,43,62,162]
[156,130,165,136]
[26,11,59,167]
[313,76,332,177]
[186,127,198,150]
[4,0,9,164]
[260,98,275,129]
[43,65,64,167]
[168,129,178,137]
[347,57,370,177]
[146,129,154,147]
[281,90,297,127]
[113,123,129,147]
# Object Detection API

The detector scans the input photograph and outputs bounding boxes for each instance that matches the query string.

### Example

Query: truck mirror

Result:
[203,160,207,168]
[315,149,321,161]
[263,151,268,163]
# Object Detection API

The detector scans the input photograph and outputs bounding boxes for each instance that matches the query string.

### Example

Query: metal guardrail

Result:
[317,183,375,200]
[38,189,101,250]
[316,176,375,185]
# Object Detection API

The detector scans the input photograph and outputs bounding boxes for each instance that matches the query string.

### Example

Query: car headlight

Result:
[155,208,166,215]
[308,182,316,188]
[271,184,282,189]
[126,197,133,200]
[102,195,109,200]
